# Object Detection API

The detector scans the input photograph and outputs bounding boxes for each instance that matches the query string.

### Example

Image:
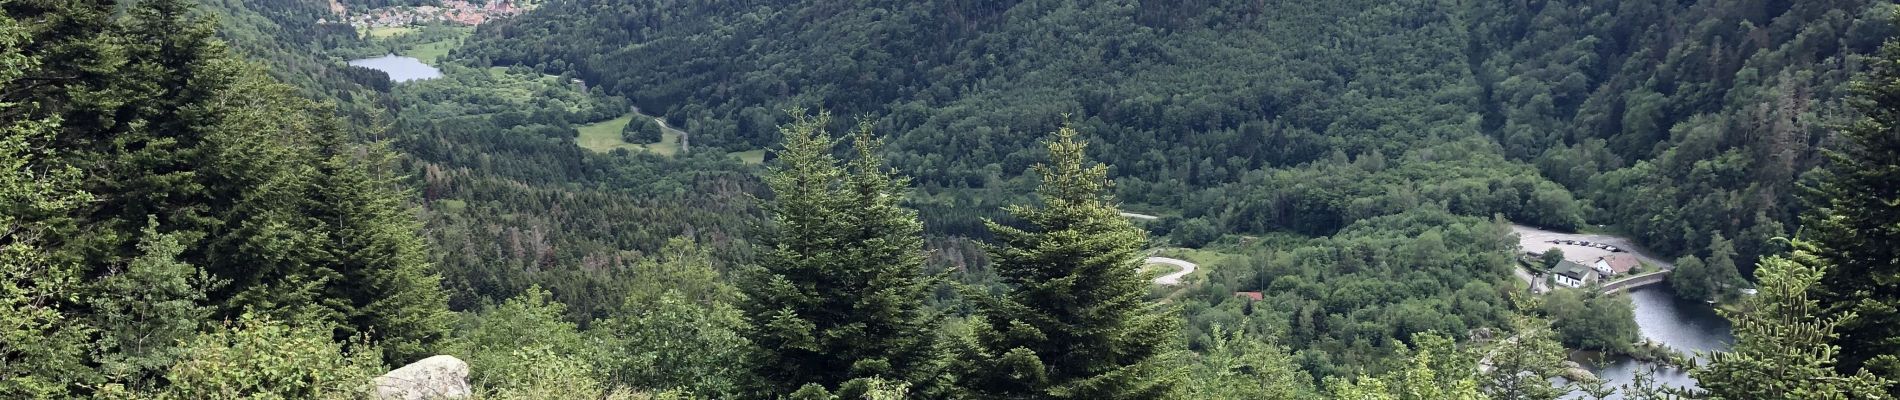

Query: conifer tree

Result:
[955,126,1179,399]
[741,112,942,396]
[308,132,453,363]
[1807,29,1900,382]
[86,221,214,389]
[1694,240,1892,399]
[0,9,97,395]
[5,0,451,367]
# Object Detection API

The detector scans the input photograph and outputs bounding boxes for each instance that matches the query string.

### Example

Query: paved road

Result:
[1144,257,1196,285]
[1119,212,1160,220]
[1511,224,1674,271]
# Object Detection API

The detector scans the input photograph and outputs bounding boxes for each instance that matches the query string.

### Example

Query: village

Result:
[324,0,530,29]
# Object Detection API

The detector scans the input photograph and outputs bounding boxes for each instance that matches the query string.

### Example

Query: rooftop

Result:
[1552,260,1594,279]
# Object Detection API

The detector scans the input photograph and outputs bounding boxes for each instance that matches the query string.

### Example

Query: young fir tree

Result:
[1693,240,1892,399]
[740,112,942,396]
[1806,30,1900,383]
[86,221,214,389]
[955,126,1179,399]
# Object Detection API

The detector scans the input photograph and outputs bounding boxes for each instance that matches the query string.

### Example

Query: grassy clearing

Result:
[576,115,641,153]
[396,26,471,63]
[576,114,682,156]
[366,26,416,39]
[407,39,457,63]
[728,149,766,165]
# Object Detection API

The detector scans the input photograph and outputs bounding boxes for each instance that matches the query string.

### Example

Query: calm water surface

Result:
[1569,283,1734,399]
[347,55,442,82]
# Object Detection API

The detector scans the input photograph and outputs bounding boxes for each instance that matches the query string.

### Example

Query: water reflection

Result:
[1570,284,1734,399]
[347,55,443,82]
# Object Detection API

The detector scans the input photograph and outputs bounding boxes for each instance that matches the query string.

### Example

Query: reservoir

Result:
[347,55,442,82]
[1575,283,1735,399]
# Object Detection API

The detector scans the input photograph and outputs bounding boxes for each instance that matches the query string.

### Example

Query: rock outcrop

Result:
[373,355,472,400]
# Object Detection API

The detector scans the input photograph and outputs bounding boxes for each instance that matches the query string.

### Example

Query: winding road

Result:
[1119,212,1160,220]
[1144,257,1197,286]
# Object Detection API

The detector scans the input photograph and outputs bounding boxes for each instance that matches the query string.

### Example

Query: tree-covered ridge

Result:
[465,0,1894,268]
[9,0,1900,398]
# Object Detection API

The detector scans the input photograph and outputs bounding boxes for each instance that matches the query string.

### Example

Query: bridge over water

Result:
[1600,270,1670,294]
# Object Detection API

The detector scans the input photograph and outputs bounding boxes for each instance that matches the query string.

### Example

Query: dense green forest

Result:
[462,0,1892,263]
[5,0,1900,398]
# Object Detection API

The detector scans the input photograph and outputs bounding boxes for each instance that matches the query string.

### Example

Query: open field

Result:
[406,39,457,63]
[728,149,766,164]
[576,114,681,156]
[365,26,416,39]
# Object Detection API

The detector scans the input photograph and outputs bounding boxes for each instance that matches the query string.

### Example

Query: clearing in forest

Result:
[577,114,680,156]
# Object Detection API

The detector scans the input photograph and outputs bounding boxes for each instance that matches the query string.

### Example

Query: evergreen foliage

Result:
[7,0,1900,398]
[1694,240,1894,399]
[0,5,96,395]
[740,111,943,395]
[2,0,449,395]
[1807,21,1900,382]
[955,126,1180,399]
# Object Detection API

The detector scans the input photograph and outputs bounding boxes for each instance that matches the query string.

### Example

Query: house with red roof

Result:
[1592,254,1640,277]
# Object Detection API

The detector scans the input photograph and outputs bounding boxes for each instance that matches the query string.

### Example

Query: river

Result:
[347,54,442,82]
[1570,283,1735,399]
[1512,225,1735,398]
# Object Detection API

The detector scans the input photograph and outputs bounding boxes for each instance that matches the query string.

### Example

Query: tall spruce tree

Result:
[1694,240,1892,399]
[1807,30,1900,382]
[308,131,453,363]
[955,126,1179,399]
[740,112,941,396]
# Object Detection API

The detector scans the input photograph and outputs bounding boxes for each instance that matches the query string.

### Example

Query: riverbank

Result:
[1572,284,1734,398]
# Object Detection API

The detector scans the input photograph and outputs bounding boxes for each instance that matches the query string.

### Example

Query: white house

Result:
[1551,261,1599,288]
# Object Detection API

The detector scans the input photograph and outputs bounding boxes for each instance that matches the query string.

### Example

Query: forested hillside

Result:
[465,0,1893,266]
[452,0,1900,391]
[8,0,1900,398]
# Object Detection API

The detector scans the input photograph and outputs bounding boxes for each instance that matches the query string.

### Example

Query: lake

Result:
[1571,283,1735,399]
[347,55,442,82]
